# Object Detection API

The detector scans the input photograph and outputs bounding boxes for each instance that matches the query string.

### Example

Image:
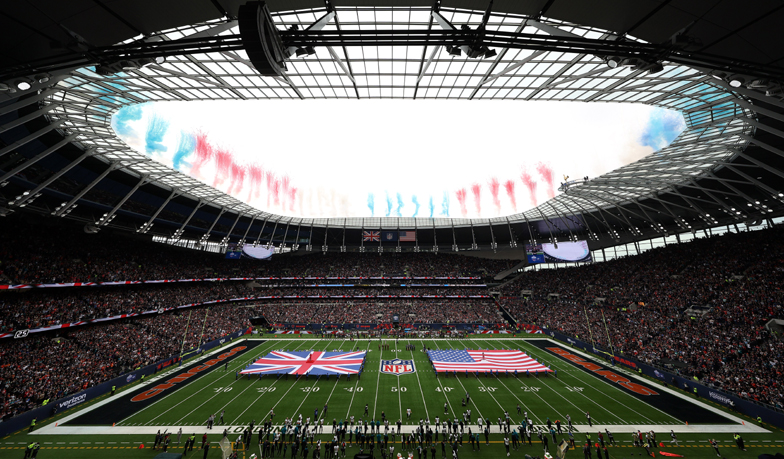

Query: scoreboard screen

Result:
[526,240,592,264]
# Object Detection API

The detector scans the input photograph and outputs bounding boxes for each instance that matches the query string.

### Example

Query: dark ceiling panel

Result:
[737,11,784,68]
[628,5,698,43]
[104,0,223,35]
[443,0,548,16]
[544,0,660,35]
[60,6,139,46]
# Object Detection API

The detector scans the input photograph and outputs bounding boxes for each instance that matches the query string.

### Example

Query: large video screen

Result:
[526,240,591,264]
[241,245,274,260]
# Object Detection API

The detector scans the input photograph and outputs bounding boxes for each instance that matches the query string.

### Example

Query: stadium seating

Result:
[499,227,784,408]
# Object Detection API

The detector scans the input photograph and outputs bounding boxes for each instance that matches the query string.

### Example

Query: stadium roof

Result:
[1,1,784,253]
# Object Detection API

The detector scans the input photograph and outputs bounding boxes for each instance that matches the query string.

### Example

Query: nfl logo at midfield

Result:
[381,359,415,375]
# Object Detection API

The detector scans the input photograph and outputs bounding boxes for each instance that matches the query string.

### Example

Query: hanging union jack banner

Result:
[362,231,380,242]
[240,350,367,376]
[427,349,552,373]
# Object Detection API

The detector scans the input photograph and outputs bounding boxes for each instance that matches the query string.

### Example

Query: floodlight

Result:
[604,56,621,68]
[15,80,31,91]
[34,74,49,83]
[728,76,745,88]
[483,49,497,59]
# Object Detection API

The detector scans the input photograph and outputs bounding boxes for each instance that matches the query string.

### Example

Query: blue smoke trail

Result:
[145,114,170,154]
[640,108,686,151]
[428,197,435,218]
[111,105,143,137]
[385,192,393,217]
[412,195,420,218]
[367,193,375,217]
[172,132,195,171]
[440,192,450,217]
[395,193,404,217]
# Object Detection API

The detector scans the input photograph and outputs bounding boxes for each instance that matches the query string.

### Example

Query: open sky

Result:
[112,100,686,218]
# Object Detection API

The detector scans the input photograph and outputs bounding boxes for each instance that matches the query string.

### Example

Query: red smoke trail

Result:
[190,132,213,178]
[521,168,538,207]
[272,178,281,206]
[471,183,482,215]
[265,172,276,207]
[227,162,246,196]
[213,148,233,188]
[536,162,556,199]
[288,186,297,212]
[280,175,291,208]
[247,164,264,202]
[503,180,517,212]
[488,177,501,214]
[455,188,468,217]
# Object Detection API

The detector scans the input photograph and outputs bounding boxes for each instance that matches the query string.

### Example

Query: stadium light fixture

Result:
[729,76,745,88]
[15,80,31,91]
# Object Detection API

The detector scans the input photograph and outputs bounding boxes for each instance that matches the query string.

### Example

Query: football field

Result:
[13,337,781,459]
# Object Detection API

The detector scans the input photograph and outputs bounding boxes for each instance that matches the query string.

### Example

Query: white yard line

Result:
[345,340,371,419]
[229,340,312,425]
[529,339,728,426]
[411,340,430,421]
[431,340,463,421]
[318,339,351,423]
[118,339,278,425]
[478,338,599,425]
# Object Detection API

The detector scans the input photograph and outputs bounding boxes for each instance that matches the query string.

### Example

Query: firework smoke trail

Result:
[441,192,450,217]
[265,172,277,208]
[227,162,246,196]
[280,175,291,208]
[272,178,281,207]
[521,168,538,207]
[367,193,375,217]
[190,132,213,179]
[112,105,143,137]
[172,132,195,170]
[395,193,404,217]
[536,162,556,199]
[428,197,435,218]
[470,183,482,215]
[386,192,393,217]
[247,164,264,202]
[455,188,468,217]
[288,186,297,212]
[503,180,517,212]
[488,177,501,214]
[412,195,420,218]
[212,148,233,188]
[144,114,169,154]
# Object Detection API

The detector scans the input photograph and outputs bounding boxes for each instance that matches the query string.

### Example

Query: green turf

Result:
[4,336,783,459]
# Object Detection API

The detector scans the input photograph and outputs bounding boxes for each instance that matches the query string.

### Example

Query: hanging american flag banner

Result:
[427,349,551,373]
[240,350,366,376]
[399,231,416,242]
[362,231,380,242]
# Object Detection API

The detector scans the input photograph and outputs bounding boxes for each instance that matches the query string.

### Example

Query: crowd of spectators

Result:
[499,227,784,408]
[0,303,249,421]
[0,282,495,335]
[0,218,517,284]
[0,283,250,333]
[251,298,500,324]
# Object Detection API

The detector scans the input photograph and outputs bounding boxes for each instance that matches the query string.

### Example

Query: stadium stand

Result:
[500,227,784,408]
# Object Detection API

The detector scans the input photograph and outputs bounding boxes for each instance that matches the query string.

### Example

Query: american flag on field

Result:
[240,350,366,376]
[399,231,416,242]
[427,349,551,373]
[362,231,380,242]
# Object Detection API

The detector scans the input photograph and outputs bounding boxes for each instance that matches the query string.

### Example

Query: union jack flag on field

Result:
[427,349,551,373]
[240,350,366,376]
[362,231,380,242]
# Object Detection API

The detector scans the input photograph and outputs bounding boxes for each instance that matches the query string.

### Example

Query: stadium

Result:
[1,1,783,459]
